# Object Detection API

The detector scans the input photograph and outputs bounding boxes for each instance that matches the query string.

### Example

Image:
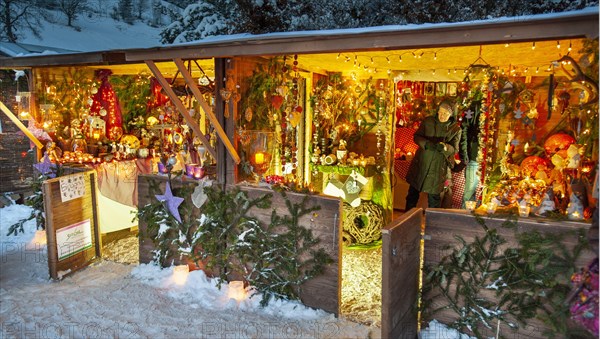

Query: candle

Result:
[228,281,247,301]
[172,265,189,285]
[518,205,530,217]
[255,152,265,165]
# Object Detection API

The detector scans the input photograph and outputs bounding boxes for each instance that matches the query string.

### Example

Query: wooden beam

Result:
[0,101,43,149]
[144,60,216,160]
[173,58,240,164]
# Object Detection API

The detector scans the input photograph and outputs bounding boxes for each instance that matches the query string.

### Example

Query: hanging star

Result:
[514,107,524,119]
[464,109,474,119]
[33,153,56,178]
[511,139,520,146]
[155,182,184,223]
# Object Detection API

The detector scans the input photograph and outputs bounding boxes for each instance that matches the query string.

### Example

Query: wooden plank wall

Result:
[137,174,342,315]
[422,208,596,338]
[381,208,422,339]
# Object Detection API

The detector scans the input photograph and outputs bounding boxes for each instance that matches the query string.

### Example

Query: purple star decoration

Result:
[155,182,184,223]
[33,153,56,178]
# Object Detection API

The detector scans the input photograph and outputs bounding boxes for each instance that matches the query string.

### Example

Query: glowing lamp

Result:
[254,152,265,165]
[172,265,189,285]
[228,281,248,301]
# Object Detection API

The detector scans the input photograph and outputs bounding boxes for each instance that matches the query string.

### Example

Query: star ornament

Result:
[33,153,56,178]
[155,182,184,223]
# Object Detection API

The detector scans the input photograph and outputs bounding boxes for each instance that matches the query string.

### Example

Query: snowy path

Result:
[0,204,377,338]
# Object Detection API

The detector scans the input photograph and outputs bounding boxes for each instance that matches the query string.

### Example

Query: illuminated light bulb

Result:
[412,52,417,58]
[337,53,341,59]
[370,57,374,64]
[524,67,528,73]
[432,69,436,75]
[387,69,392,75]
[447,69,451,75]
[386,56,390,63]
[556,40,560,49]
[505,42,510,47]
[398,55,402,62]
[434,52,437,60]
[532,42,536,50]
[536,67,539,73]
[568,41,572,51]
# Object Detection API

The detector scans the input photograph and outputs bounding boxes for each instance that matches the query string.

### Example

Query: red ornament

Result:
[544,133,576,155]
[271,95,284,110]
[520,156,549,177]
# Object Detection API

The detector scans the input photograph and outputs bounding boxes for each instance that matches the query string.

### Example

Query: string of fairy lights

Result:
[332,40,578,78]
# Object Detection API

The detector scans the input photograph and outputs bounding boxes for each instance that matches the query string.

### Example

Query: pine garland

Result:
[422,214,590,337]
[137,179,333,306]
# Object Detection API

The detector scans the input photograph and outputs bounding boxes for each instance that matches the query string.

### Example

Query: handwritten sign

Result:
[56,219,93,261]
[60,173,85,202]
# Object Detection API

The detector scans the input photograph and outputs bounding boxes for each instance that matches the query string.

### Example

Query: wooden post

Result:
[174,58,240,164]
[145,60,216,160]
[0,101,43,149]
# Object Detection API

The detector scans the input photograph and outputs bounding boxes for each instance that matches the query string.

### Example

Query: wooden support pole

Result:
[173,58,240,164]
[0,101,43,149]
[145,60,216,160]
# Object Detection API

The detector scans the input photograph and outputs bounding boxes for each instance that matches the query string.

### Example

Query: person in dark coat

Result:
[405,100,462,210]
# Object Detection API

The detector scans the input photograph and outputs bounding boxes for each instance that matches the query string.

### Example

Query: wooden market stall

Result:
[0,7,598,337]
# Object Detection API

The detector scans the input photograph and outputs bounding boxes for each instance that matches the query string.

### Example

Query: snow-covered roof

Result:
[0,42,78,58]
[0,7,597,70]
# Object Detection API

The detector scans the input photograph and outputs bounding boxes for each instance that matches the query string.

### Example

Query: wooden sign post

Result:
[42,170,102,280]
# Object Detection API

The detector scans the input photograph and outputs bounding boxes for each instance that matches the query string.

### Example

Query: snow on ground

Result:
[0,202,464,338]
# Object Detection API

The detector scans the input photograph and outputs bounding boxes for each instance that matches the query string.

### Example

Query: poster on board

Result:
[56,219,93,261]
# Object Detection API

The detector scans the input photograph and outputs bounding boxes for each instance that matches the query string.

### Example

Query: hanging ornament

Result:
[244,106,253,122]
[146,77,170,111]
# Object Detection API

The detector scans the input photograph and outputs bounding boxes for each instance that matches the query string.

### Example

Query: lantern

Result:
[172,265,189,285]
[227,281,248,301]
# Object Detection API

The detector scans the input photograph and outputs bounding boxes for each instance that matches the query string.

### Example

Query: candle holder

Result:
[518,205,530,217]
[246,131,273,182]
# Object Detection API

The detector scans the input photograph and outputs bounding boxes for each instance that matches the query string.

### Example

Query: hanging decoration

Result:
[89,69,123,141]
[147,77,170,111]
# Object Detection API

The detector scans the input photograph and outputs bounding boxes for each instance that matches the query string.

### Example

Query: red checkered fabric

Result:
[395,127,419,155]
[394,159,411,180]
[450,169,466,209]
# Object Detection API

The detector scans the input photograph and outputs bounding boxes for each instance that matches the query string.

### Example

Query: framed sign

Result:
[43,170,101,280]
